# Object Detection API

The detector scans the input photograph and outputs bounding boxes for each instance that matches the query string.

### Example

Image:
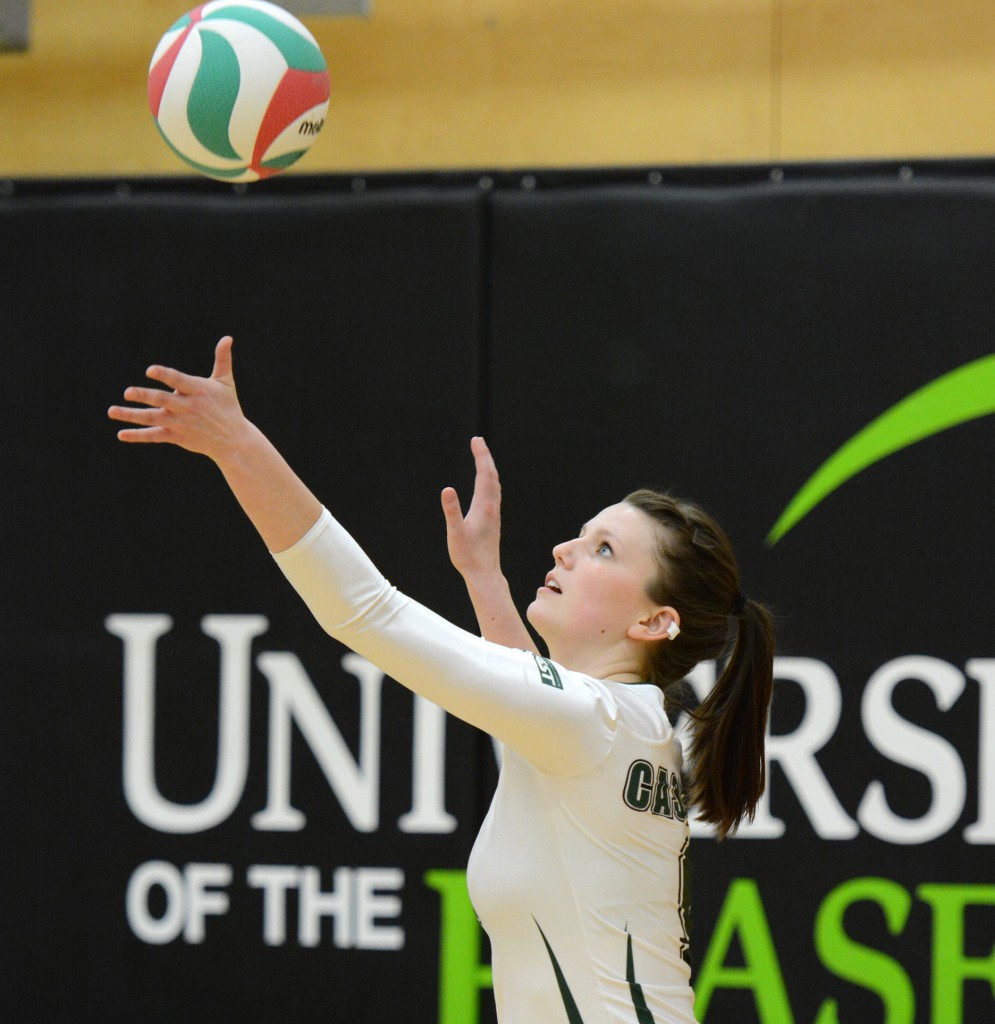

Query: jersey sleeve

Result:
[272,508,618,776]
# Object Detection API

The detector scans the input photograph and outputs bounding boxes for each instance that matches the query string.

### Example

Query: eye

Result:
[597,541,614,557]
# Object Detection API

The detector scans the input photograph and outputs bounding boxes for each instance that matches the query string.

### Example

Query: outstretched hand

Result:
[107,336,246,460]
[441,437,538,653]
[441,436,503,580]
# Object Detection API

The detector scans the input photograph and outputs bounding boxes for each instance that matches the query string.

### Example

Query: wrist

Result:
[464,569,511,599]
[211,418,266,469]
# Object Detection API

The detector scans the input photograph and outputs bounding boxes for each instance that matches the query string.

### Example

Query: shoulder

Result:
[606,681,676,744]
[523,659,668,736]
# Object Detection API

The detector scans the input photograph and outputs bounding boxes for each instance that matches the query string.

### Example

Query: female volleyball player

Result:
[109,336,774,1024]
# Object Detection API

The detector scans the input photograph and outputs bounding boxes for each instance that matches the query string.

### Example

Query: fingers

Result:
[118,385,177,410]
[109,337,236,448]
[107,403,161,426]
[119,336,235,399]
[471,436,499,479]
[211,335,234,382]
[113,426,171,444]
[440,486,464,526]
[470,435,491,462]
[143,336,234,394]
[108,383,172,425]
[469,436,500,509]
[144,363,200,394]
[107,381,177,433]
[107,398,172,443]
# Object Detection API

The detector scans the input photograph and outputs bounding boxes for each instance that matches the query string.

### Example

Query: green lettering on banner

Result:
[917,883,995,1024]
[813,877,914,1024]
[694,878,794,1023]
[424,870,493,1024]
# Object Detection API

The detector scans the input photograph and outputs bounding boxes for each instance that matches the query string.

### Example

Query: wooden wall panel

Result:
[1,0,993,178]
[778,0,995,160]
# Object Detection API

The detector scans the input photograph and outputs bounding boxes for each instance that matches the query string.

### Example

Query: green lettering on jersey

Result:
[651,767,673,818]
[533,654,564,690]
[624,760,655,811]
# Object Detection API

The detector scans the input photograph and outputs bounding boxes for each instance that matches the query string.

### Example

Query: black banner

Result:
[2,165,992,1023]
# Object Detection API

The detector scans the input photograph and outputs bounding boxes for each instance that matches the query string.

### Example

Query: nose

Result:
[552,538,573,566]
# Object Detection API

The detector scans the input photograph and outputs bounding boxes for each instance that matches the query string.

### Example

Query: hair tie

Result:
[732,591,748,615]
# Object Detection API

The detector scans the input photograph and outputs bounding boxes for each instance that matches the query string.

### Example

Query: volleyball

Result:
[148,1,330,182]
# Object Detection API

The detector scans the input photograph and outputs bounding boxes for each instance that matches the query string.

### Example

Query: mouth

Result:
[543,573,562,594]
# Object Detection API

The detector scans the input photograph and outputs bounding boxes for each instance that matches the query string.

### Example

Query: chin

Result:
[525,600,546,635]
[525,605,556,652]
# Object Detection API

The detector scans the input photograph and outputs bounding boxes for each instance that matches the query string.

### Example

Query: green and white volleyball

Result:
[148,1,329,182]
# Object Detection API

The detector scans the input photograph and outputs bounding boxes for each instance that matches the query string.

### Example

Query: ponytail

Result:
[684,598,775,839]
[623,490,776,840]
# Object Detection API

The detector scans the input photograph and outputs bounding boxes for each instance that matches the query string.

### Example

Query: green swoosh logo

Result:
[767,353,995,545]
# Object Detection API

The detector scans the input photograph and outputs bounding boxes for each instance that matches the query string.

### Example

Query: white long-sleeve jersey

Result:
[274,508,697,1024]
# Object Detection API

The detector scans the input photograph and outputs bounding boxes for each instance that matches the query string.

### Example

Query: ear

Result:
[627,606,681,643]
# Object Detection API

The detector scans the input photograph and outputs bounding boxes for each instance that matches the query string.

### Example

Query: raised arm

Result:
[109,344,615,775]
[107,336,321,553]
[441,437,540,654]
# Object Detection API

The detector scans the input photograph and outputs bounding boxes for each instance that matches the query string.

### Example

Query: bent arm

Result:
[110,339,612,773]
[274,507,617,776]
[441,437,539,653]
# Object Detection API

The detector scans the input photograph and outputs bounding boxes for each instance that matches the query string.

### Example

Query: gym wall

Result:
[5,0,995,177]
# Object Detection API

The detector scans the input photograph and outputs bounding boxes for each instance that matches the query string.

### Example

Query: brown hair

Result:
[624,489,775,840]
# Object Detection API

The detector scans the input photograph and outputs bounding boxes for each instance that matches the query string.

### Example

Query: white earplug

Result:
[665,620,680,641]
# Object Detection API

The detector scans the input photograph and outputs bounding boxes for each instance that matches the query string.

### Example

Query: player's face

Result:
[527,502,665,659]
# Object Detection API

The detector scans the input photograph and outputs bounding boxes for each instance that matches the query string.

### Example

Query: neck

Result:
[544,639,647,684]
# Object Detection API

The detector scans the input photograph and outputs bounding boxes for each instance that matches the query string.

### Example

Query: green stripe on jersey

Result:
[626,930,658,1024]
[535,919,585,1024]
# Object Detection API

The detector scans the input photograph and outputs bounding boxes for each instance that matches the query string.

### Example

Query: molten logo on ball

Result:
[148,1,330,182]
